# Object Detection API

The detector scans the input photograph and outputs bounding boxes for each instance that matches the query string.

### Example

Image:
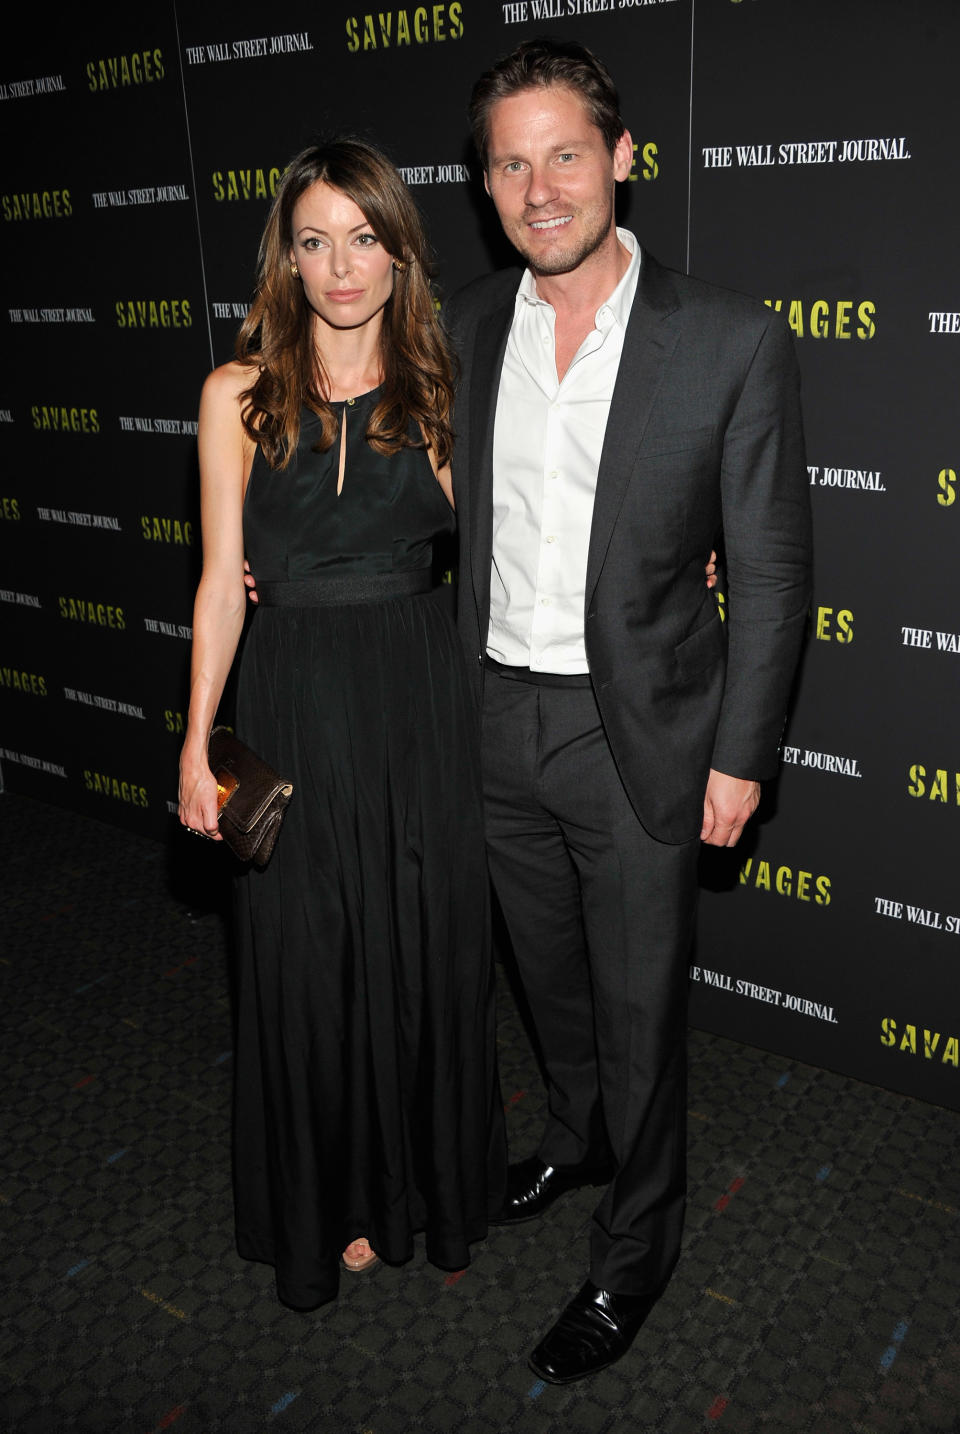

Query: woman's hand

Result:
[706,549,718,589]
[178,748,223,841]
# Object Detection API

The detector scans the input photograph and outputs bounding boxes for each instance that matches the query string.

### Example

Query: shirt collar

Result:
[517,228,642,331]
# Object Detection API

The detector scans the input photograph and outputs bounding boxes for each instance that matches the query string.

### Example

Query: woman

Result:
[179,140,505,1310]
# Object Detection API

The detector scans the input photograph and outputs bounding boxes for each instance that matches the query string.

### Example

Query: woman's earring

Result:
[393,259,406,273]
[290,261,300,279]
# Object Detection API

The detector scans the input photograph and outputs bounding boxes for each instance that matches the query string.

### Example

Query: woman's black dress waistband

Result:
[255,570,434,607]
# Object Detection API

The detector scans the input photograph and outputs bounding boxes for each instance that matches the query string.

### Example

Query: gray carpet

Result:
[2,791,958,1433]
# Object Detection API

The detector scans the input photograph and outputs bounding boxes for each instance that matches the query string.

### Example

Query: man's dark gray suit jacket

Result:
[444,250,813,845]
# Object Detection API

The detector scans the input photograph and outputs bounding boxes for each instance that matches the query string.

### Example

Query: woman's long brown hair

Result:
[236,139,455,470]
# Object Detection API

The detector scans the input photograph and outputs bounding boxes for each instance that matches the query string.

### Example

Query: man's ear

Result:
[612,129,633,183]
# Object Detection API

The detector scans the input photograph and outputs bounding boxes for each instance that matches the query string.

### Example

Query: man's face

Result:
[484,84,632,277]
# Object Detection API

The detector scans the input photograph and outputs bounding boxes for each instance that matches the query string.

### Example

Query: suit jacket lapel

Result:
[585,253,681,603]
[467,295,515,618]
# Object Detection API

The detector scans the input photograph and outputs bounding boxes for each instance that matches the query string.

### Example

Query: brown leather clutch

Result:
[207,726,294,866]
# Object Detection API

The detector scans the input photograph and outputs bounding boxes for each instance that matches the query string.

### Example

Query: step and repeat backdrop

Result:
[1,1,957,1107]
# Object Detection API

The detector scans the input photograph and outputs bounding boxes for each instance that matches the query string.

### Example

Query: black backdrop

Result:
[2,0,958,1108]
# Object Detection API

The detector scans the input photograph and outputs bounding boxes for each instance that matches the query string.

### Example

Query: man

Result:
[444,39,811,1383]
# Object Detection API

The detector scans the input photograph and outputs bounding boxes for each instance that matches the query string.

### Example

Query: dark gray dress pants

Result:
[481,666,699,1296]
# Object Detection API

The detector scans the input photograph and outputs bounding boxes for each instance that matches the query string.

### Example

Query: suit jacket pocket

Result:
[675,615,726,679]
[637,423,717,461]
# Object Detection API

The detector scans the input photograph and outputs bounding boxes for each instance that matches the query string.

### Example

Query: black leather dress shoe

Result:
[528,1280,662,1384]
[490,1155,612,1225]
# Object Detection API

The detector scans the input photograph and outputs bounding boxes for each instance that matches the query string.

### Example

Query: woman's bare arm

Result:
[178,363,255,838]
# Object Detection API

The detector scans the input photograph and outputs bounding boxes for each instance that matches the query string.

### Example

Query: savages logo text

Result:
[765,298,876,340]
[115,299,192,328]
[346,5,464,49]
[2,190,71,221]
[86,51,164,91]
[212,168,281,201]
[32,406,99,433]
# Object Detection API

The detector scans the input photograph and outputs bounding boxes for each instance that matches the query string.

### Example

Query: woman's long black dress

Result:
[232,391,504,1309]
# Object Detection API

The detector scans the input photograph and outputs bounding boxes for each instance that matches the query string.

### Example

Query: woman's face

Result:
[289,180,396,335]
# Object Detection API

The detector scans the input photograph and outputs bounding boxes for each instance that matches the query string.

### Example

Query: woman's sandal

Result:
[341,1238,379,1273]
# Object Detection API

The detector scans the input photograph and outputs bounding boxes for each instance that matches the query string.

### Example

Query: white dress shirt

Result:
[487,229,642,673]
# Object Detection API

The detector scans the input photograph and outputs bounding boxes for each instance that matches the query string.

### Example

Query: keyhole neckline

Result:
[329,382,383,409]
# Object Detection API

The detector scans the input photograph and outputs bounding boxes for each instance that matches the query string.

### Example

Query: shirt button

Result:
[548,470,558,479]
[539,597,550,606]
[545,535,557,544]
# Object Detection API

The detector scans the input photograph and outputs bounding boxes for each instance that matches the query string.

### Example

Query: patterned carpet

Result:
[2,791,959,1433]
